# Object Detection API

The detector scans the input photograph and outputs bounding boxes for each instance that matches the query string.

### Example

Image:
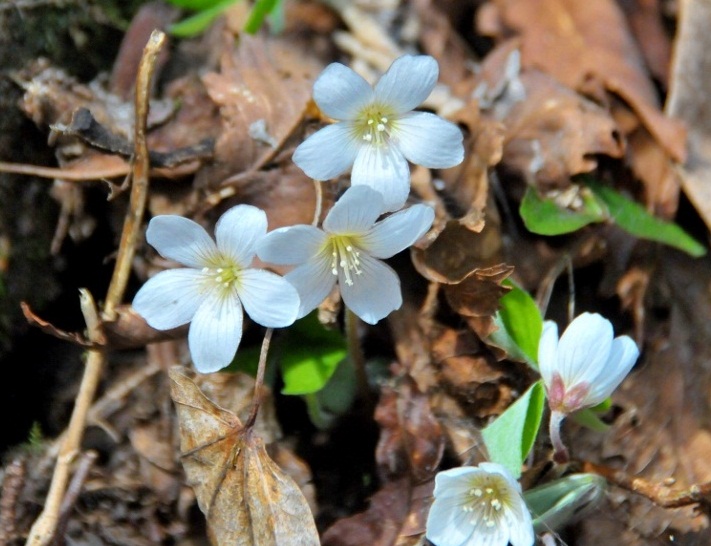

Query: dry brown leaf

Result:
[321,478,433,546]
[374,377,444,482]
[168,367,319,546]
[201,33,320,186]
[666,0,711,231]
[484,0,686,163]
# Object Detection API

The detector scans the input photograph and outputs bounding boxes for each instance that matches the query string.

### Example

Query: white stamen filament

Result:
[462,478,510,530]
[330,237,362,286]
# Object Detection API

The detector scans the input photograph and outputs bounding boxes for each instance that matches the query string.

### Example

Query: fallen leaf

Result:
[168,367,319,546]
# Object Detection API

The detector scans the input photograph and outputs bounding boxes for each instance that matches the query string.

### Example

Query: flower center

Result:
[202,264,242,295]
[462,475,511,529]
[329,236,362,286]
[356,104,395,146]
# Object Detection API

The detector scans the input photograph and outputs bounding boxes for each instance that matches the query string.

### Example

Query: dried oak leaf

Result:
[484,0,686,163]
[200,33,321,186]
[168,367,319,546]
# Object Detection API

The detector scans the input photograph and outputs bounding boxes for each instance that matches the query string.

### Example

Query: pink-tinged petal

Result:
[586,335,639,406]
[323,186,383,235]
[313,62,374,120]
[285,255,336,319]
[187,289,243,373]
[293,123,361,180]
[360,204,434,258]
[146,215,217,268]
[374,55,438,114]
[132,268,206,330]
[257,225,327,265]
[339,254,401,324]
[214,205,267,268]
[351,144,410,212]
[557,313,613,387]
[537,321,559,386]
[395,111,464,168]
[237,269,300,328]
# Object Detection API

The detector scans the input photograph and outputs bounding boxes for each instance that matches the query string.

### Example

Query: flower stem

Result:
[246,328,274,428]
[345,308,369,400]
[549,410,570,463]
[312,178,323,226]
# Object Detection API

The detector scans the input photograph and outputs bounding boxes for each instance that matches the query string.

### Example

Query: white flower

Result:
[132,206,300,374]
[293,55,464,211]
[538,312,639,415]
[256,186,434,324]
[426,462,535,546]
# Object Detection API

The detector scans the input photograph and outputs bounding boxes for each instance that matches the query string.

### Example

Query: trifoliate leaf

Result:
[482,381,545,478]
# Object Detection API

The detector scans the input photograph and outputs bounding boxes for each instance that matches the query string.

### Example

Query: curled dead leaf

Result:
[168,367,319,546]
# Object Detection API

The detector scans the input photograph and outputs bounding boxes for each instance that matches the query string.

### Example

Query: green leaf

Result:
[525,473,607,533]
[279,313,348,395]
[488,280,543,367]
[244,0,280,34]
[168,0,236,37]
[165,0,230,9]
[482,381,545,478]
[588,181,706,257]
[303,357,358,430]
[520,186,608,235]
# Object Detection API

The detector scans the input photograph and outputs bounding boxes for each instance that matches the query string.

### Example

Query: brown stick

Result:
[24,30,165,546]
[581,460,711,509]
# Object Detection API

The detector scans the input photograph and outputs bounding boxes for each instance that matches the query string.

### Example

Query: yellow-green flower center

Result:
[355,104,396,146]
[328,235,363,286]
[202,264,242,295]
[462,475,512,528]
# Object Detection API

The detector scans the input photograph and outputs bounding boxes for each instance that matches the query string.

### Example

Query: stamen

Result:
[330,236,362,286]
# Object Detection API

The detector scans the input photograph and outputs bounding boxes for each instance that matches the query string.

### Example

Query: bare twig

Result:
[24,30,166,546]
[581,460,711,509]
[51,451,98,546]
[0,458,26,544]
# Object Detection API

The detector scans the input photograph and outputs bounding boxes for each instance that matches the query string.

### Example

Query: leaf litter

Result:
[2,1,711,545]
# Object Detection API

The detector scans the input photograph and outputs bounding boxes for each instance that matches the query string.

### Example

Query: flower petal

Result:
[395,111,464,168]
[237,269,300,328]
[323,185,383,234]
[313,62,374,120]
[292,123,361,180]
[557,312,613,387]
[360,204,434,258]
[257,225,327,265]
[339,254,401,324]
[146,215,217,268]
[285,255,336,319]
[351,144,410,212]
[188,289,244,373]
[215,205,267,268]
[586,335,639,406]
[374,55,438,114]
[132,268,206,330]
[537,320,559,386]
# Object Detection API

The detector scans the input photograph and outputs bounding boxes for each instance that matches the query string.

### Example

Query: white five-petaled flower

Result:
[426,462,535,546]
[538,312,639,461]
[293,55,464,212]
[132,206,300,374]
[256,186,434,325]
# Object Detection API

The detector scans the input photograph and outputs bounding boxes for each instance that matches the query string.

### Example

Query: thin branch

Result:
[581,460,711,509]
[24,31,166,546]
[0,458,26,544]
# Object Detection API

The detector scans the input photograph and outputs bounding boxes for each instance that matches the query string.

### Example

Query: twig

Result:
[245,328,274,429]
[24,30,165,546]
[0,458,26,544]
[51,451,98,546]
[581,460,711,509]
